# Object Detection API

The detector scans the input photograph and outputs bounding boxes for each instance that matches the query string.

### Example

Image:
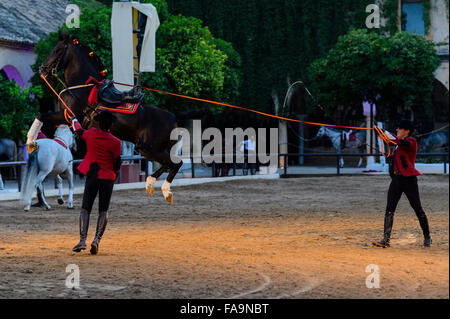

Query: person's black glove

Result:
[74,129,84,139]
[114,156,122,174]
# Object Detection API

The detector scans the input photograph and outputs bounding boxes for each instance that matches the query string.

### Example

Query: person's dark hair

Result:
[397,119,414,136]
[94,111,117,131]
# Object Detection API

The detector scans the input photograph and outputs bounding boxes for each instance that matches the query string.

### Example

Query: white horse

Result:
[20,126,76,211]
[316,126,367,168]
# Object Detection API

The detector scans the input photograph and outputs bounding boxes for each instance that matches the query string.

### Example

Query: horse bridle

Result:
[53,44,68,76]
[39,42,67,80]
[40,42,100,116]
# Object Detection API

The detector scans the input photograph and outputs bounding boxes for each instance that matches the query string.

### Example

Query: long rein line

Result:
[40,74,396,158]
[113,81,398,157]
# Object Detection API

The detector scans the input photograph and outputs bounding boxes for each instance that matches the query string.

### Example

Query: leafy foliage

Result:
[142,15,235,113]
[31,0,240,115]
[382,0,400,35]
[0,77,42,143]
[309,29,440,122]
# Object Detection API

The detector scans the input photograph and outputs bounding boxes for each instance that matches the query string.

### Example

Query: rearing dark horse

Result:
[29,31,200,204]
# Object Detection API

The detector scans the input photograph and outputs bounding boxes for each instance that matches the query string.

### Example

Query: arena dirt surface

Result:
[0,175,448,299]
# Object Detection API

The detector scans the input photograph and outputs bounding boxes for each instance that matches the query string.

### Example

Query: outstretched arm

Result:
[383,130,413,149]
[71,117,86,139]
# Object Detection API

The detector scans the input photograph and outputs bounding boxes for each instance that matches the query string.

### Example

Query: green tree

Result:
[309,29,440,122]
[31,0,241,115]
[142,14,238,113]
[0,77,42,143]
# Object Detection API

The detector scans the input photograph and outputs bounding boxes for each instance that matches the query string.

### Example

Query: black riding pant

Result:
[386,175,430,238]
[82,165,115,213]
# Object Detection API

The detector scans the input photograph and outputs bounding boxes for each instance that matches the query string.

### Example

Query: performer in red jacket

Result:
[374,120,431,248]
[71,112,122,255]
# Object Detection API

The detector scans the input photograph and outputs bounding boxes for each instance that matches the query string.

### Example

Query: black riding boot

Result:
[373,211,394,248]
[417,211,432,247]
[72,210,90,252]
[90,211,109,255]
[31,188,44,208]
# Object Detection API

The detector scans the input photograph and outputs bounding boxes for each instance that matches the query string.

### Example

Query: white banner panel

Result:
[111,2,160,91]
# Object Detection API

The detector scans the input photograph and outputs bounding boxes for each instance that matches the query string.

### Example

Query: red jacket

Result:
[74,121,122,181]
[391,135,422,177]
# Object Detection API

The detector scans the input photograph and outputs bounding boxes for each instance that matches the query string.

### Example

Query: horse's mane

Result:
[76,42,106,76]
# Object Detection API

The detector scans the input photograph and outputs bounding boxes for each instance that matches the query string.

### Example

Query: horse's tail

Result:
[175,108,211,122]
[19,151,39,203]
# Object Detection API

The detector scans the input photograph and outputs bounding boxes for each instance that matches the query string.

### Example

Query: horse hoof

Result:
[45,206,52,211]
[67,205,74,210]
[24,206,31,212]
[58,198,64,205]
[164,192,173,205]
[146,185,154,197]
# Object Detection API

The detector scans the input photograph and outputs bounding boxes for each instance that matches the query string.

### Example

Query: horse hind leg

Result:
[149,151,182,204]
[138,145,182,203]
[35,171,51,210]
[162,158,183,205]
[56,175,64,205]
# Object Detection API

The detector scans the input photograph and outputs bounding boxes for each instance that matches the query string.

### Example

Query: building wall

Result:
[430,0,449,44]
[0,45,36,87]
[431,0,449,89]
[435,61,449,89]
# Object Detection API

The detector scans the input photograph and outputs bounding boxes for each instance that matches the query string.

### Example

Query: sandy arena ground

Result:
[0,175,448,299]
